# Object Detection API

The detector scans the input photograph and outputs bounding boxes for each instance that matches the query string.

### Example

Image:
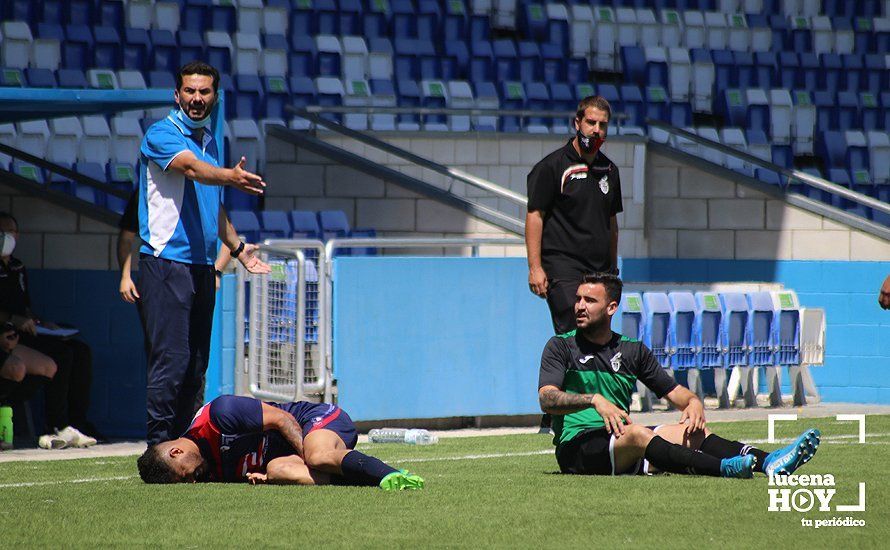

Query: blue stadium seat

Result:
[525,82,550,130]
[711,49,734,92]
[620,84,644,127]
[73,162,107,208]
[229,211,261,243]
[881,92,890,130]
[288,76,316,109]
[63,25,93,70]
[598,83,621,117]
[234,74,263,120]
[669,101,692,127]
[347,228,378,257]
[98,0,125,29]
[864,54,886,95]
[846,130,871,180]
[46,162,73,195]
[645,47,669,88]
[745,89,770,133]
[819,53,842,94]
[498,81,525,133]
[771,144,793,169]
[837,91,859,130]
[789,18,812,53]
[668,292,697,370]
[643,292,672,369]
[417,0,441,43]
[25,68,56,88]
[876,17,890,53]
[719,292,749,368]
[645,86,669,123]
[259,211,292,239]
[442,41,469,80]
[818,130,847,171]
[493,39,519,81]
[38,1,65,25]
[754,51,777,89]
[520,3,548,43]
[362,6,389,39]
[316,0,339,34]
[93,26,121,70]
[290,1,315,37]
[392,0,417,39]
[207,32,233,74]
[148,70,175,89]
[824,0,856,17]
[746,292,776,367]
[290,210,321,239]
[812,90,837,135]
[733,51,755,89]
[318,210,350,240]
[442,0,467,42]
[798,53,820,90]
[396,79,421,129]
[470,14,489,42]
[123,28,150,71]
[470,41,494,83]
[180,0,211,33]
[778,51,798,89]
[208,1,236,33]
[289,36,316,78]
[177,30,204,67]
[694,292,724,369]
[720,89,746,127]
[5,0,36,25]
[546,5,570,53]
[263,76,289,120]
[620,46,646,87]
[315,35,341,77]
[472,81,498,131]
[57,68,87,88]
[840,53,864,93]
[860,92,881,131]
[67,0,95,26]
[421,80,448,129]
[338,0,363,35]
[517,41,541,83]
[540,43,565,84]
[149,30,177,72]
[415,40,440,80]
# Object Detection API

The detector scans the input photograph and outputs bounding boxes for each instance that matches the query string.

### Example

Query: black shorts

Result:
[556,426,658,476]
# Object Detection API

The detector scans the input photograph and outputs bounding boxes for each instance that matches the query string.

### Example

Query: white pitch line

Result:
[390,450,553,463]
[745,432,890,445]
[0,475,136,489]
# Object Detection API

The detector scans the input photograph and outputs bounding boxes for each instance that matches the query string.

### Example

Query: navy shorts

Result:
[298,403,358,449]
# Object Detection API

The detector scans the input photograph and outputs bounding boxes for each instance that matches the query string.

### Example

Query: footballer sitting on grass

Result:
[539,272,820,478]
[137,395,424,490]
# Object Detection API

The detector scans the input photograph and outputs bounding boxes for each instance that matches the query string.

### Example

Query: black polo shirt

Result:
[527,139,622,279]
[0,256,30,317]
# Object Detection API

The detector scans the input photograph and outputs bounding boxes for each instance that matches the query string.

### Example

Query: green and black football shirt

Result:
[538,330,677,447]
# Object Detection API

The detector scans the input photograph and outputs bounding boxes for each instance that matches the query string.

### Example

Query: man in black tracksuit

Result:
[526,95,622,430]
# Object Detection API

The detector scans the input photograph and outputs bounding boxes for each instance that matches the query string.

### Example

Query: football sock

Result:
[339,451,398,486]
[644,435,722,477]
[699,434,769,473]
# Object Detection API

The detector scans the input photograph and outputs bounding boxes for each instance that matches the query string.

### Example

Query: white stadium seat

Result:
[1,21,33,69]
[691,50,715,113]
[696,127,722,165]
[30,32,61,71]
[87,69,119,89]
[370,81,397,132]
[660,10,683,48]
[720,128,749,174]
[230,119,262,173]
[592,7,617,71]
[234,33,262,75]
[727,13,750,51]
[79,115,112,165]
[127,0,153,30]
[0,124,16,169]
[867,131,890,184]
[153,2,181,32]
[447,80,474,133]
[615,8,638,48]
[769,89,792,146]
[705,11,729,50]
[48,117,83,166]
[811,16,833,56]
[110,117,143,165]
[238,0,264,34]
[636,9,659,48]
[683,11,706,50]
[668,47,692,103]
[263,1,289,36]
[791,91,816,155]
[342,36,369,81]
[343,79,372,130]
[569,5,593,60]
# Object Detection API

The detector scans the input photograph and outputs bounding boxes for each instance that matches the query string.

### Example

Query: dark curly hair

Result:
[137,445,177,484]
[581,272,623,304]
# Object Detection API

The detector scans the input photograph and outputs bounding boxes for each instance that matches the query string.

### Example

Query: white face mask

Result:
[0,233,15,257]
[176,107,212,130]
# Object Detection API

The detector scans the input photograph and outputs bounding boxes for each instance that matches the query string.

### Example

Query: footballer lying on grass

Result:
[539,272,820,478]
[137,395,424,490]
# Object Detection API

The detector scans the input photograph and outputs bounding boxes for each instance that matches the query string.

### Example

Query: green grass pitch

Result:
[1,415,887,548]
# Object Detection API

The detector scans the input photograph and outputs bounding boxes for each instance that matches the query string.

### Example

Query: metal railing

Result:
[289,106,528,208]
[648,119,890,217]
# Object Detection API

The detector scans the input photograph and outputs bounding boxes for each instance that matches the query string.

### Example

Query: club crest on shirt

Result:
[599,174,609,194]
[610,352,622,372]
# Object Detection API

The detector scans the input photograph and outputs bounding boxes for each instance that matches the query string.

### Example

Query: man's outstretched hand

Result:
[237,244,272,274]
[247,472,267,485]
[229,157,266,196]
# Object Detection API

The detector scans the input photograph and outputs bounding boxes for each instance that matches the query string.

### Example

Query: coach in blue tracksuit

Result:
[137,61,271,445]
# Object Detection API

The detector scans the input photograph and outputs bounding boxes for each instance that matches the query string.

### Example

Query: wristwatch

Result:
[231,241,245,258]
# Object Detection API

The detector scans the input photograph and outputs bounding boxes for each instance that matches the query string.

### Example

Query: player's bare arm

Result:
[168,150,266,195]
[261,403,304,457]
[665,385,706,433]
[525,210,548,298]
[539,385,631,435]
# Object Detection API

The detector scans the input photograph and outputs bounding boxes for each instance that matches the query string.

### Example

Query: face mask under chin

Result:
[0,233,15,257]
[176,107,212,130]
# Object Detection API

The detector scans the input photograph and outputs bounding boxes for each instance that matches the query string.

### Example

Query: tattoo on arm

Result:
[276,415,304,457]
[539,388,594,414]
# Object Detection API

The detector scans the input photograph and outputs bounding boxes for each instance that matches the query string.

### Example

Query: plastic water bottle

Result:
[368,428,438,445]
[0,406,13,450]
